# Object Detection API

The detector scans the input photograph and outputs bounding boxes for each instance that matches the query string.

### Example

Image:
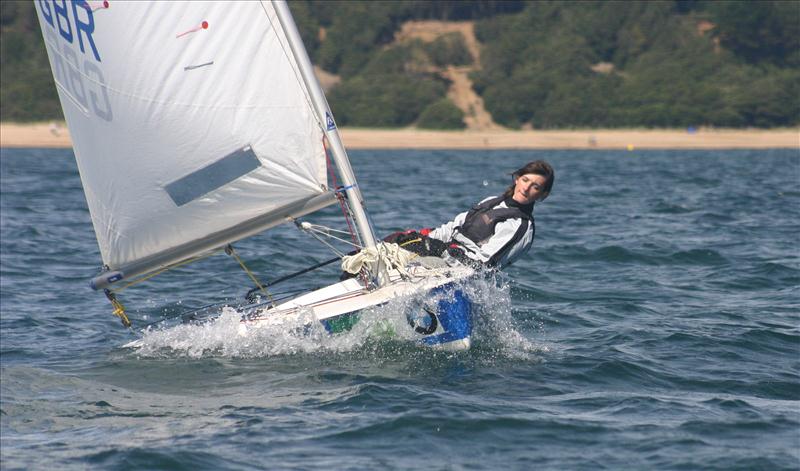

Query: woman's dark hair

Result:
[503,160,555,201]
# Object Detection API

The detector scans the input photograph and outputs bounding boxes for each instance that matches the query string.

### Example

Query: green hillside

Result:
[0,2,62,121]
[471,1,800,128]
[1,0,798,128]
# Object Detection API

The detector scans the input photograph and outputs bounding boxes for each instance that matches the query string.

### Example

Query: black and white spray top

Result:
[428,195,535,269]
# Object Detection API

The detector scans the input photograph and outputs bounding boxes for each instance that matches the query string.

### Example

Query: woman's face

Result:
[512,173,548,204]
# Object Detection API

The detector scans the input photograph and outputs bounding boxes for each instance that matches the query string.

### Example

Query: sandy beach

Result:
[1,122,797,150]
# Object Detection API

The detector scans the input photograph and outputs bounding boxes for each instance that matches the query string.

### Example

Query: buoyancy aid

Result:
[455,195,534,267]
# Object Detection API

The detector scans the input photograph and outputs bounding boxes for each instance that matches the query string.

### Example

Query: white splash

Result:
[128,274,547,360]
[463,273,549,360]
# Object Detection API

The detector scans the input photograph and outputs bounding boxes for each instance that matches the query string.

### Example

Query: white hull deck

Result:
[239,261,476,350]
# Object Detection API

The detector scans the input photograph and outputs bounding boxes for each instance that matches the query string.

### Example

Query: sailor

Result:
[389,160,554,269]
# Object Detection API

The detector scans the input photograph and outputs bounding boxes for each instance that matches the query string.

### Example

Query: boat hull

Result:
[240,263,475,350]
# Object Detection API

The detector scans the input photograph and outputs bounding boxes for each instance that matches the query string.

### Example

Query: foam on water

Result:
[129,273,548,360]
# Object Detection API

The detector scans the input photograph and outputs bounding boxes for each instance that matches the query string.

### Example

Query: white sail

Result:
[34,0,334,284]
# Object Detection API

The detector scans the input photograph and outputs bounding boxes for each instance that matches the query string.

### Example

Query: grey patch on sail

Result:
[165,146,261,206]
[184,61,214,71]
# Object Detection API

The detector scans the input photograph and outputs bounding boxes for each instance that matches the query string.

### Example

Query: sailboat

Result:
[35,0,475,349]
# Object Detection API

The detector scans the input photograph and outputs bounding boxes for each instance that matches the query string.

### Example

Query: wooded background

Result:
[2,1,798,129]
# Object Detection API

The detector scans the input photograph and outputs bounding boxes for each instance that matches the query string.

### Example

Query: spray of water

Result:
[131,273,548,360]
[464,273,549,360]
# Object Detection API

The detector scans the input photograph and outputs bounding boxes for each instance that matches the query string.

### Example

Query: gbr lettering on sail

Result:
[37,0,112,122]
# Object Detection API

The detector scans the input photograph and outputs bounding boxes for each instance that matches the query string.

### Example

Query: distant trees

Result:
[296,1,500,129]
[425,32,473,67]
[471,0,800,128]
[707,0,800,67]
[328,73,447,127]
[417,99,467,129]
[0,2,61,121]
[1,0,797,128]
[326,33,472,129]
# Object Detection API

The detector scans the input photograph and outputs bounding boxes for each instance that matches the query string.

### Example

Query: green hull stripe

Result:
[325,312,360,333]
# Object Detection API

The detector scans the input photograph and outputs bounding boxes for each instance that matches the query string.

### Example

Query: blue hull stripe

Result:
[318,284,472,346]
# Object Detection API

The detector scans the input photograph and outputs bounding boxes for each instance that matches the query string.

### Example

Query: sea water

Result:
[1,148,798,470]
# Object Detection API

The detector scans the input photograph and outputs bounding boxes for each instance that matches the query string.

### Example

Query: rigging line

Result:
[302,228,347,258]
[244,258,339,299]
[300,225,362,248]
[258,0,325,131]
[104,289,131,328]
[239,291,310,311]
[139,286,313,330]
[346,200,365,249]
[338,192,361,248]
[300,223,354,236]
[324,137,362,248]
[324,136,369,285]
[225,244,276,308]
[315,231,361,249]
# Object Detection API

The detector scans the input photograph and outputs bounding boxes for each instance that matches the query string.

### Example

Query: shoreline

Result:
[1,122,797,150]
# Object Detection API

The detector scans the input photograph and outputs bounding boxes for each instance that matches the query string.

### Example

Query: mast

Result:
[271,0,378,251]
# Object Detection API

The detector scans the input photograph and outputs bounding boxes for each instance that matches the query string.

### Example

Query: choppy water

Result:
[1,147,799,470]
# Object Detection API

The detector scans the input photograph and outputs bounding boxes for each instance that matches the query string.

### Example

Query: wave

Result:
[711,261,800,290]
[542,245,731,266]
[651,200,697,214]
